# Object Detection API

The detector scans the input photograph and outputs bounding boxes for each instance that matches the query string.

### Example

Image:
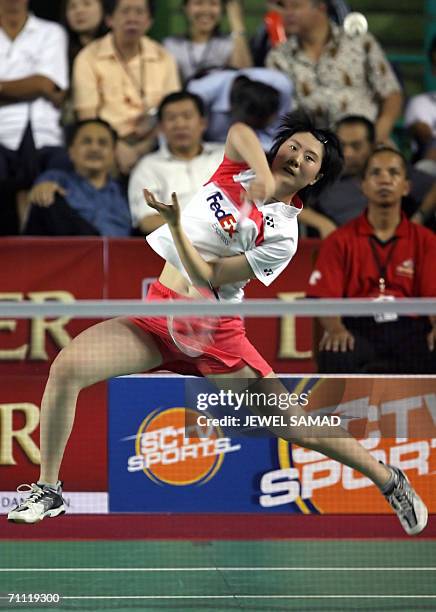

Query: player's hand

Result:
[319,329,355,352]
[143,189,180,227]
[245,173,276,203]
[27,181,66,207]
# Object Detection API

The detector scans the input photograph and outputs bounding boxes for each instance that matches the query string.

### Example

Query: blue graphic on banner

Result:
[108,376,311,513]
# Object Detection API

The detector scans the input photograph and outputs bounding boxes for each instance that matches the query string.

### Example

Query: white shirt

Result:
[163,35,234,83]
[128,142,224,228]
[405,92,436,138]
[187,68,293,150]
[146,157,301,302]
[0,14,68,150]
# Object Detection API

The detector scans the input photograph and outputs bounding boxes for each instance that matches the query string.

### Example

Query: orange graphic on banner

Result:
[279,377,436,514]
[135,408,226,486]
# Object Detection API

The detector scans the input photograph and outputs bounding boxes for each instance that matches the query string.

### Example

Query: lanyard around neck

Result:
[115,42,146,102]
[368,235,398,294]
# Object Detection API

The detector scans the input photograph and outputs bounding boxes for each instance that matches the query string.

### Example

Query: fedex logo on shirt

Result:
[207,191,237,238]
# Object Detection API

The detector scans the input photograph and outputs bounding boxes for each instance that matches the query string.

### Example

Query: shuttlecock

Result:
[343,12,368,37]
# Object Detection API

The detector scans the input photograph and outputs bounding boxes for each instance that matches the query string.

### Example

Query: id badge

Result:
[373,294,398,323]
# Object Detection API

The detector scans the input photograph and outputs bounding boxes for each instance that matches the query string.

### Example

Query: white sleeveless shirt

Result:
[146,156,302,302]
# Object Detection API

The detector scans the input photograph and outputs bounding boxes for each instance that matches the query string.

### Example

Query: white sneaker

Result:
[7,482,65,524]
[384,466,428,536]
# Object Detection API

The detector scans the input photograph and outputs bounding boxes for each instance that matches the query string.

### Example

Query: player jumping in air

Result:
[8,111,428,534]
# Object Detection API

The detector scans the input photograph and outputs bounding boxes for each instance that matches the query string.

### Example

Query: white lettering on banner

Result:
[424,394,436,424]
[259,468,300,507]
[0,403,40,465]
[300,460,341,499]
[334,397,371,432]
[128,425,240,472]
[380,395,423,441]
[390,441,430,475]
[259,440,436,506]
[0,291,74,361]
[342,450,386,490]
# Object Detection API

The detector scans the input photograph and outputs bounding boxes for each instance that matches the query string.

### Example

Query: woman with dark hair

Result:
[60,0,108,72]
[8,111,428,538]
[164,0,252,83]
[59,0,109,126]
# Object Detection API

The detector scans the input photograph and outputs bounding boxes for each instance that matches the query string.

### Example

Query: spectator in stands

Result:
[187,67,292,149]
[307,147,436,374]
[61,0,108,72]
[164,0,252,84]
[405,36,436,176]
[24,119,132,236]
[0,0,69,224]
[299,116,435,237]
[128,91,223,235]
[266,0,402,142]
[251,0,350,67]
[73,0,180,175]
[60,0,108,126]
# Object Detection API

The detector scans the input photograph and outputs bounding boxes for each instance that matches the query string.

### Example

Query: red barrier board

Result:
[0,236,324,498]
[0,377,107,491]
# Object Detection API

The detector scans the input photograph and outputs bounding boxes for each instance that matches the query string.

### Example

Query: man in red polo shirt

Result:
[307,146,436,373]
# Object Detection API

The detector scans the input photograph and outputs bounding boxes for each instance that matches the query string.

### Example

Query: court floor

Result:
[1,540,436,611]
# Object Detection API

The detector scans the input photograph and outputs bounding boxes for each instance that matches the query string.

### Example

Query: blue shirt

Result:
[36,169,132,236]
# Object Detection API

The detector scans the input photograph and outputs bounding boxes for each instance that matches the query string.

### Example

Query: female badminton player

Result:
[8,111,427,535]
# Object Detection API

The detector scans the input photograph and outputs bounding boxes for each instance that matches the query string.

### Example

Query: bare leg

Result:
[39,317,163,484]
[208,368,391,489]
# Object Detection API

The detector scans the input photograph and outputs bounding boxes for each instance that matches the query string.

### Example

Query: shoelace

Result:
[16,483,46,507]
[390,482,414,517]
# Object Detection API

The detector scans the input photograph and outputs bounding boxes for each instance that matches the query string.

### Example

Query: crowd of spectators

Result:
[0,0,435,372]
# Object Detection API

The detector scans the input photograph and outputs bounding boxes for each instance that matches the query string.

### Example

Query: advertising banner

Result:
[0,238,105,377]
[108,375,436,514]
[0,376,108,500]
[0,239,108,503]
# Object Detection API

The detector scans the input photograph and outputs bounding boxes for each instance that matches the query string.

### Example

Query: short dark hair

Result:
[336,115,376,145]
[66,118,118,147]
[267,110,344,203]
[157,91,205,121]
[230,76,280,130]
[104,0,155,17]
[362,146,408,178]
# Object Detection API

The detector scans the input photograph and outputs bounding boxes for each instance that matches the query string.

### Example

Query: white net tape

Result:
[1,298,435,318]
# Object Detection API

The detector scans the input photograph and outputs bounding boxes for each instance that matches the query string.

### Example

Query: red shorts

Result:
[129,280,272,377]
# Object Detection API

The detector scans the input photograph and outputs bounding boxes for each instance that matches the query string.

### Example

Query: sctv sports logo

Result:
[127,407,240,485]
[207,191,238,238]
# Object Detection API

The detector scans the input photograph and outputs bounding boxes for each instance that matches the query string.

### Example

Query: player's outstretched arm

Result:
[144,190,255,288]
[225,122,276,202]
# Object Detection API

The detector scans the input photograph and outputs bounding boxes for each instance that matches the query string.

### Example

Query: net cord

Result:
[1,298,435,318]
